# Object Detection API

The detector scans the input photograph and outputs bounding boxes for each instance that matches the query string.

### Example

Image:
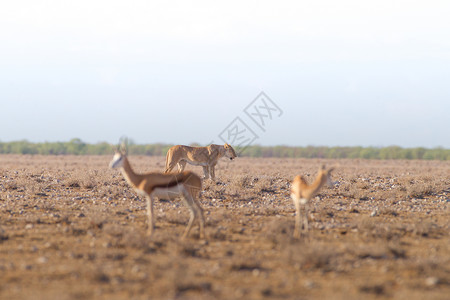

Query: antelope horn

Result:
[119,136,128,155]
[112,143,120,153]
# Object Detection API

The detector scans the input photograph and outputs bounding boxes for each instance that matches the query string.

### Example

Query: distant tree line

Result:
[0,139,172,156]
[0,139,449,160]
[238,145,450,160]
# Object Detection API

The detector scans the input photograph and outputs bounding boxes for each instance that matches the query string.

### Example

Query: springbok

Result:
[291,165,335,238]
[109,142,205,239]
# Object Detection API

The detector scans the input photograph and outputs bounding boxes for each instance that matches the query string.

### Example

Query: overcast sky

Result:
[1,0,449,148]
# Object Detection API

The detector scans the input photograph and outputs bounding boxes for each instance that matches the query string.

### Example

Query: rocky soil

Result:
[0,155,449,299]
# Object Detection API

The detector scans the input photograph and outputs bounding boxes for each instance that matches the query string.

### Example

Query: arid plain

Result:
[0,154,449,299]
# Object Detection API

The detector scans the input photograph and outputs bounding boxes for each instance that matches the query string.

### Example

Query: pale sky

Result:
[1,0,449,148]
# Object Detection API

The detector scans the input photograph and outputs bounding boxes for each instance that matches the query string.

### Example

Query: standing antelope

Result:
[291,165,335,238]
[109,143,205,239]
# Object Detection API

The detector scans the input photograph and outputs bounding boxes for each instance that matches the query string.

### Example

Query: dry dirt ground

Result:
[0,155,449,300]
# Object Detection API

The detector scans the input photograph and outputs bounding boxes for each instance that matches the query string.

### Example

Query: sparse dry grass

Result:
[0,155,449,300]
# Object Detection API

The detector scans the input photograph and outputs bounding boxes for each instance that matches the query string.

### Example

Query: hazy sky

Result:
[1,0,449,148]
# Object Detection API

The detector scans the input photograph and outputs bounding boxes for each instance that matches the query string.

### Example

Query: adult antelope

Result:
[109,142,205,239]
[291,165,335,238]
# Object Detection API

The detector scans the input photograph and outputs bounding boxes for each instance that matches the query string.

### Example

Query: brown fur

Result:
[110,151,204,239]
[165,143,237,179]
[291,165,334,238]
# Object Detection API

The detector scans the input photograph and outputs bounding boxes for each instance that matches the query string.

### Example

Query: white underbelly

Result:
[151,184,185,199]
[291,194,308,205]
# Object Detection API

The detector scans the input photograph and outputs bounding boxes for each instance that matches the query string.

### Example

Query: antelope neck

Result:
[309,174,327,192]
[120,157,142,188]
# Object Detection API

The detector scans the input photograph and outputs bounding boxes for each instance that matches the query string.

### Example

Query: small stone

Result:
[425,277,439,287]
[37,256,48,264]
[131,265,140,274]
[25,224,34,230]
[304,280,316,289]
